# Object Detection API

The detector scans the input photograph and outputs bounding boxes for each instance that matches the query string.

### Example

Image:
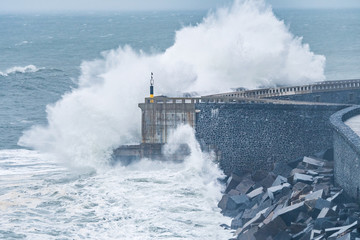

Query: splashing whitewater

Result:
[19,0,325,167]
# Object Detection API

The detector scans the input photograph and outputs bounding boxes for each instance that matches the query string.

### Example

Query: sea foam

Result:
[0,65,40,77]
[19,0,326,167]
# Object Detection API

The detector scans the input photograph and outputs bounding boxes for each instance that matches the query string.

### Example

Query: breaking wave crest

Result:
[0,65,40,77]
[19,0,326,167]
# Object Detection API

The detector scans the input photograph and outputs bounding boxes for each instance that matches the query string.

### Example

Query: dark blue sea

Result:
[0,2,359,239]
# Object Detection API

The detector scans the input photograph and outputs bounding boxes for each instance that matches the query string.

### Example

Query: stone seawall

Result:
[330,106,360,200]
[268,89,360,105]
[195,103,346,175]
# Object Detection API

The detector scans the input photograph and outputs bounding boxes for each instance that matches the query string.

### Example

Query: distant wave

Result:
[100,34,114,38]
[0,65,41,76]
[15,40,32,46]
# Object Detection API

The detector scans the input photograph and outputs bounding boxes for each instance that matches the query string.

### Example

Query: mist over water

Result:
[1,127,232,239]
[19,0,325,166]
[2,0,357,239]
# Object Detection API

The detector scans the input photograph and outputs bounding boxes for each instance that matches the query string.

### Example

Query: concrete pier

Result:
[138,96,200,144]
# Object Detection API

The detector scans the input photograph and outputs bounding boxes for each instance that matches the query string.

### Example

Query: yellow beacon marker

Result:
[150,72,154,103]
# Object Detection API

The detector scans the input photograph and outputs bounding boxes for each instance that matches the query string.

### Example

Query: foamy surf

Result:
[1,128,232,239]
[0,65,41,77]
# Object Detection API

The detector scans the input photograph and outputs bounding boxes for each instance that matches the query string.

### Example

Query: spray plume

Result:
[19,0,325,166]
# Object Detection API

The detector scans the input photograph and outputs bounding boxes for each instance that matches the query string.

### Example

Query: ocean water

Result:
[0,1,360,239]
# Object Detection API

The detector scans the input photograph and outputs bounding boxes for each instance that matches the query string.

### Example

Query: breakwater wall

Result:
[330,106,360,200]
[269,89,360,105]
[195,102,346,175]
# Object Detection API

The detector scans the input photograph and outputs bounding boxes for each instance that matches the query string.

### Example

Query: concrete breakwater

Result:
[220,151,360,240]
[330,106,360,200]
[195,103,345,175]
[114,78,360,206]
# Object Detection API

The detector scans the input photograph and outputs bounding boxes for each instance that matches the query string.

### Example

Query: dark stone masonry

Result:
[195,103,345,175]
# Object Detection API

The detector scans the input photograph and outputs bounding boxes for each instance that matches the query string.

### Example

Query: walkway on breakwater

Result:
[345,115,360,136]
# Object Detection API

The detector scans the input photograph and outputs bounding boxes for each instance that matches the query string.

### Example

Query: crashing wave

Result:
[0,65,40,76]
[19,0,326,166]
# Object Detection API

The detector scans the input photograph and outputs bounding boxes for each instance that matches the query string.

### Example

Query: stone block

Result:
[296,212,309,223]
[290,222,307,234]
[287,157,303,169]
[231,219,243,229]
[253,216,287,240]
[313,183,330,197]
[236,178,255,195]
[259,173,276,189]
[317,168,334,174]
[229,189,241,196]
[292,224,313,240]
[290,168,306,177]
[327,189,344,203]
[242,208,257,221]
[240,207,268,232]
[306,170,319,176]
[315,198,331,211]
[314,217,337,230]
[271,175,288,187]
[257,198,272,214]
[336,232,352,240]
[293,182,312,193]
[226,173,243,193]
[274,189,291,204]
[317,207,337,219]
[326,221,358,239]
[310,229,323,239]
[218,194,229,210]
[230,194,250,210]
[237,226,257,240]
[267,183,291,200]
[305,189,324,201]
[303,156,325,167]
[273,202,306,225]
[293,173,314,184]
[247,187,264,199]
[263,204,277,219]
[273,231,291,240]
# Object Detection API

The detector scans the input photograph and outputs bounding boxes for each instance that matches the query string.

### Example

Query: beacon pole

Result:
[150,72,154,103]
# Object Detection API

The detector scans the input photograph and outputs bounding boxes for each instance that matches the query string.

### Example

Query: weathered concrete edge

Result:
[330,105,360,200]
[330,105,360,155]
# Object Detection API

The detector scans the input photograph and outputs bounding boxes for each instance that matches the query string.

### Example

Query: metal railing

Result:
[204,79,360,99]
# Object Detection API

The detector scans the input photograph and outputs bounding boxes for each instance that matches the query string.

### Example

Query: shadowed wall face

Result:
[195,103,345,175]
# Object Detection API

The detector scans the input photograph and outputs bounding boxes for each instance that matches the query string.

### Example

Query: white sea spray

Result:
[19,0,325,168]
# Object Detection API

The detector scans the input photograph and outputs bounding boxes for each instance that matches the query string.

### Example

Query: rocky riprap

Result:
[219,151,360,239]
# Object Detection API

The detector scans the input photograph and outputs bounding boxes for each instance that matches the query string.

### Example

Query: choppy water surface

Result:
[1,1,359,239]
[0,148,232,239]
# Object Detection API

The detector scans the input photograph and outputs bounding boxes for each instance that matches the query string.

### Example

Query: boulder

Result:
[271,175,288,187]
[267,183,291,200]
[236,178,255,195]
[247,187,264,199]
[253,216,287,240]
[259,173,277,189]
[225,172,244,193]
[303,156,325,168]
[293,173,313,184]
[273,202,306,225]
